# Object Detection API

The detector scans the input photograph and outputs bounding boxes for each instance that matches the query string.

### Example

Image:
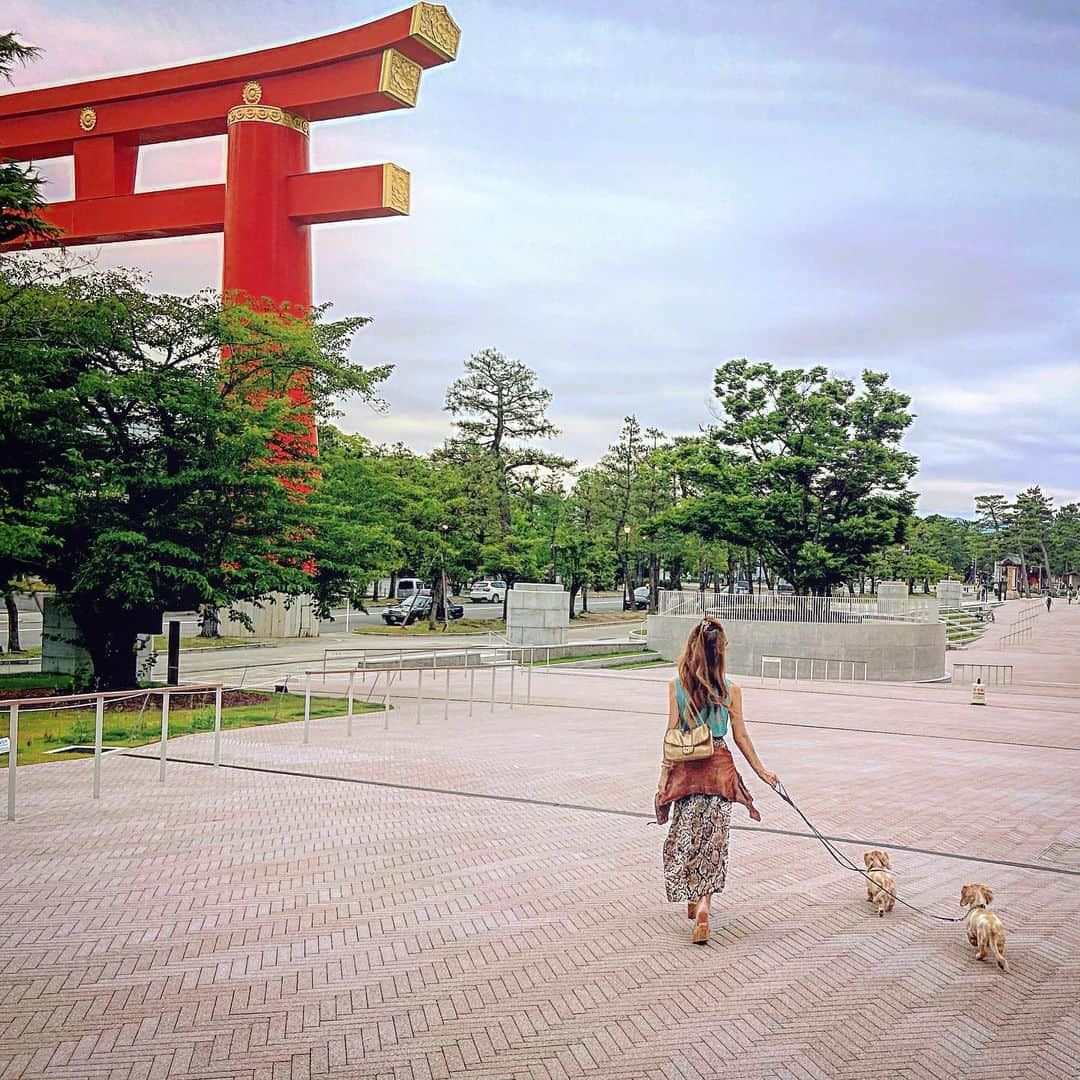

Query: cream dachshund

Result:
[960,883,1009,972]
[863,849,895,917]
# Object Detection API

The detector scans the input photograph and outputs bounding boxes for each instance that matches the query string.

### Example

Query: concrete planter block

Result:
[937,580,963,610]
[507,582,569,646]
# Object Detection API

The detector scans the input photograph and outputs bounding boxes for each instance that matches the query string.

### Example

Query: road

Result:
[0,596,630,660]
[0,593,630,651]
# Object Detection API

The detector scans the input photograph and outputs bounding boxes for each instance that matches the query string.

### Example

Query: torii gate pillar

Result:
[222,102,312,311]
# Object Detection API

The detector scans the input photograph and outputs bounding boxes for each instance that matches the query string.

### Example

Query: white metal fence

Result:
[1000,598,1043,647]
[3,683,223,822]
[657,590,937,624]
[2,651,563,821]
[759,655,868,683]
[953,662,1013,686]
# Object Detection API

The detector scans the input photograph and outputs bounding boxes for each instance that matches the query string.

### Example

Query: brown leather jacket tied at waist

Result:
[655,744,761,825]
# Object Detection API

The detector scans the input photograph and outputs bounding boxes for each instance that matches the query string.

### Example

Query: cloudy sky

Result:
[7,0,1080,514]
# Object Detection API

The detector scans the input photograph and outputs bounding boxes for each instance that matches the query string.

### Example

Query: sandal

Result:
[692,913,710,945]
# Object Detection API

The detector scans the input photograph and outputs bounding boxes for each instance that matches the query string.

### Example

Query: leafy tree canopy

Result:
[671,360,918,593]
[0,264,387,687]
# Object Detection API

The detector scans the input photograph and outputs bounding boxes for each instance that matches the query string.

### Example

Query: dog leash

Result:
[772,780,966,924]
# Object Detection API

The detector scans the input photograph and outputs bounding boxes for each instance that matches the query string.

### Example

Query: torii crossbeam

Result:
[0,2,460,313]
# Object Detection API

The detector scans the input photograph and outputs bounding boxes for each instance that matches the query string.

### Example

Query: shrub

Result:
[65,717,94,744]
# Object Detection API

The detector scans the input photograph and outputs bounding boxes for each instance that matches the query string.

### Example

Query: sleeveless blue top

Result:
[674,674,731,739]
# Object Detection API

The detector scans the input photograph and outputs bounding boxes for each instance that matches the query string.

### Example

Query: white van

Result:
[395,577,423,600]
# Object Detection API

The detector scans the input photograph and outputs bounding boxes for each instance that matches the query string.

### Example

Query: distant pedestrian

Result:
[655,617,777,945]
[1046,594,1053,613]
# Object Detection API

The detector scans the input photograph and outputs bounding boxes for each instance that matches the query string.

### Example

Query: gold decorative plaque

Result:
[378,49,422,107]
[382,163,411,215]
[410,3,460,61]
[241,81,263,105]
[79,106,97,132]
[226,104,309,136]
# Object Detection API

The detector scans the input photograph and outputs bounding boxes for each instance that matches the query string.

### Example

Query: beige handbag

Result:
[662,697,714,763]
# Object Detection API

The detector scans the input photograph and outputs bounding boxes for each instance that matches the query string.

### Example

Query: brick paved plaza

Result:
[1,601,1078,1079]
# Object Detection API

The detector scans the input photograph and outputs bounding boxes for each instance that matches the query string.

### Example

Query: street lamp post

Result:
[622,524,632,609]
[437,523,450,625]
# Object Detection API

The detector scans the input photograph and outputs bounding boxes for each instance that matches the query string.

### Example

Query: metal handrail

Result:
[759,654,869,683]
[0,683,222,709]
[953,663,1013,686]
[4,681,225,823]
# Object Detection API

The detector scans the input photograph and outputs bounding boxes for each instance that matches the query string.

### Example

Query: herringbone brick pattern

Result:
[2,608,1078,1078]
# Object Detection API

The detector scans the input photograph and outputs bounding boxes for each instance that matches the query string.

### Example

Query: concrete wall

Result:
[936,580,963,609]
[647,614,946,682]
[215,594,319,638]
[41,596,153,680]
[506,583,568,647]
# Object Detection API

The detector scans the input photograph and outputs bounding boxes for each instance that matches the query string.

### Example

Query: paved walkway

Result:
[946,596,1080,690]
[1,606,1078,1078]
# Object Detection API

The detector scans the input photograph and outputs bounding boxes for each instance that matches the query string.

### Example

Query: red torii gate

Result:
[0,2,459,316]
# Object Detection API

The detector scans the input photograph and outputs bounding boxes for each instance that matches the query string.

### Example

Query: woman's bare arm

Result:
[728,683,778,788]
[666,680,680,730]
[657,680,680,789]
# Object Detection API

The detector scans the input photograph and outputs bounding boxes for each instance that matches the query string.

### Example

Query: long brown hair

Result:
[676,616,730,720]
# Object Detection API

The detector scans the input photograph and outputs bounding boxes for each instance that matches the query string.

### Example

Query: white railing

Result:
[657,590,936,624]
[2,683,223,823]
[305,658,530,738]
[1000,625,1033,647]
[1000,599,1042,646]
[759,655,868,683]
[953,662,1013,686]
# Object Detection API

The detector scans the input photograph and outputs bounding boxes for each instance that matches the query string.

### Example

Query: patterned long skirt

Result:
[663,793,732,902]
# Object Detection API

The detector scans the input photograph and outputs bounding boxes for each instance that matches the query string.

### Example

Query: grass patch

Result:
[1,691,379,767]
[0,646,42,659]
[613,658,670,669]
[569,611,646,625]
[151,634,270,651]
[0,672,74,695]
[528,649,653,666]
[352,618,503,636]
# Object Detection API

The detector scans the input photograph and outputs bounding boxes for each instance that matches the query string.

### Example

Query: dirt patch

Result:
[1,688,271,709]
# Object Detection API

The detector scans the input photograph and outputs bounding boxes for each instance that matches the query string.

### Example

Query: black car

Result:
[382,589,464,626]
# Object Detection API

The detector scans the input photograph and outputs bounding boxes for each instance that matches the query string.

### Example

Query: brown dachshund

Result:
[960,884,1009,972]
[863,849,895,917]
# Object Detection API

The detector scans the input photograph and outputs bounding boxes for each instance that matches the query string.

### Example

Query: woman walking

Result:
[656,617,778,944]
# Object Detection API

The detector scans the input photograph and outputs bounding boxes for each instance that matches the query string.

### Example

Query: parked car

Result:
[469,580,507,604]
[733,581,751,595]
[623,585,650,611]
[383,589,464,626]
[777,582,795,596]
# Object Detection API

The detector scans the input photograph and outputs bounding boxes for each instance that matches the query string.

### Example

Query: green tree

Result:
[1012,486,1055,590]
[905,514,973,579]
[594,416,648,603]
[1051,504,1080,577]
[973,493,1013,576]
[0,266,387,688]
[869,547,953,594]
[1,33,60,247]
[306,429,403,614]
[673,361,917,593]
[443,347,572,536]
